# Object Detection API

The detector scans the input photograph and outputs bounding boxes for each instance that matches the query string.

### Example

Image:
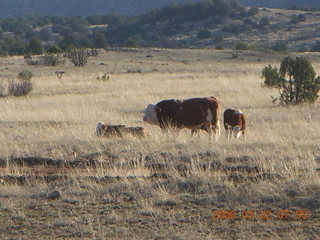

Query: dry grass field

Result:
[0,49,319,239]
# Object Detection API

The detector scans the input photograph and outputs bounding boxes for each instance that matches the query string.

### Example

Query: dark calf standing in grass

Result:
[223,108,246,140]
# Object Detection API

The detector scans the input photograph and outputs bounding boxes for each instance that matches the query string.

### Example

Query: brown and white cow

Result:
[223,108,246,140]
[143,97,220,139]
[96,122,147,138]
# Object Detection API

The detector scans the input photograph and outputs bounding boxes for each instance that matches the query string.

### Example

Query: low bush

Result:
[43,53,65,66]
[18,70,33,81]
[7,70,34,96]
[8,79,33,96]
[68,48,89,67]
[197,30,211,39]
[235,41,252,50]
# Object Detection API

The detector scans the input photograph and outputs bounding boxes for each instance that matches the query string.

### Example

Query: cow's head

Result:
[232,125,242,139]
[143,104,160,125]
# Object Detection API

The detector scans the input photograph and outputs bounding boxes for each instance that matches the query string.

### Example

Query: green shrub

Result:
[197,30,211,39]
[262,65,281,88]
[215,42,224,50]
[262,56,320,105]
[311,41,320,52]
[26,37,44,55]
[290,14,306,24]
[259,17,270,28]
[272,42,287,52]
[222,24,241,33]
[125,38,139,48]
[231,51,238,58]
[247,7,259,16]
[234,41,251,50]
[47,44,62,54]
[18,70,33,81]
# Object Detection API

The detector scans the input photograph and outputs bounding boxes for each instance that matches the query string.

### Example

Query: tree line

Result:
[0,14,136,56]
[0,0,251,56]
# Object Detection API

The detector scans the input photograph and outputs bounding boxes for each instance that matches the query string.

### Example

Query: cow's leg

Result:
[242,129,246,141]
[206,109,216,142]
[224,123,231,141]
[228,127,233,141]
[214,120,221,141]
[204,121,215,142]
[226,128,230,141]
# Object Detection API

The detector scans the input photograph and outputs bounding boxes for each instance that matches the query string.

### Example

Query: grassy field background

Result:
[0,49,319,239]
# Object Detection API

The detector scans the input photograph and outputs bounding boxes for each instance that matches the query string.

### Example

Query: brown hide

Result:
[223,108,246,131]
[155,97,220,132]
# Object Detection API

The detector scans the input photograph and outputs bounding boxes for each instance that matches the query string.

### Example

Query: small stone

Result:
[48,190,61,199]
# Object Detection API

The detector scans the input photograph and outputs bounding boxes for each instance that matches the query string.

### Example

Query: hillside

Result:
[168,7,320,51]
[0,1,320,55]
[0,0,320,17]
[96,5,320,52]
[240,0,320,9]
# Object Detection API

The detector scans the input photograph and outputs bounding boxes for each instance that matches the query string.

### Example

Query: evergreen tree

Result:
[262,57,320,104]
[27,37,44,55]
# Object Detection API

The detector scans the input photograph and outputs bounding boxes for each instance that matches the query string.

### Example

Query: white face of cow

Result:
[232,125,242,139]
[143,104,160,126]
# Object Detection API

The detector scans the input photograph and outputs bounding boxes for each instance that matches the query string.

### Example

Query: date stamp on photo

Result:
[212,210,310,220]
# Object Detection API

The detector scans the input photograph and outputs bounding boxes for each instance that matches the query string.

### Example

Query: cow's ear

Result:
[155,106,161,113]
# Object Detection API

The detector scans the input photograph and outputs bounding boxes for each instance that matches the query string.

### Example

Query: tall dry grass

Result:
[1,50,319,158]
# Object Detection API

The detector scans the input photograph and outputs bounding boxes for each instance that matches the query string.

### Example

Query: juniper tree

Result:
[262,56,320,105]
